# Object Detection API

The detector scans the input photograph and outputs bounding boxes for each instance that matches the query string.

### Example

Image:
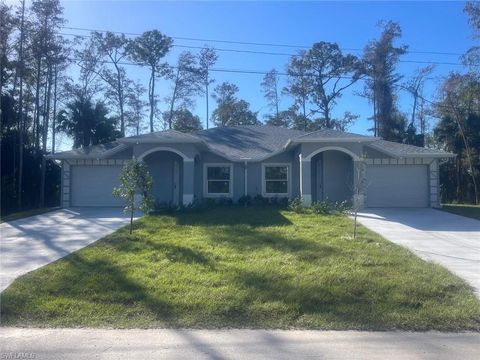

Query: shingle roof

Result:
[45,141,126,159]
[194,125,305,160]
[47,125,454,160]
[118,129,201,143]
[368,140,454,158]
[295,128,374,140]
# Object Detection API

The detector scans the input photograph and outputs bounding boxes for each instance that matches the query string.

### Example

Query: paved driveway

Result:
[0,208,132,292]
[356,208,480,295]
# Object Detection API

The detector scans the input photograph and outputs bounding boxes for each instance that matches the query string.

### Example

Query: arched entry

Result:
[311,150,354,204]
[142,150,184,207]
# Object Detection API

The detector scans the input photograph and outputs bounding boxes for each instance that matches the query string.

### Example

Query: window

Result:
[263,164,290,196]
[205,164,233,196]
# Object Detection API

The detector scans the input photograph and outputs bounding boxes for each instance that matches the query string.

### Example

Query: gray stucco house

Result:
[47,125,454,209]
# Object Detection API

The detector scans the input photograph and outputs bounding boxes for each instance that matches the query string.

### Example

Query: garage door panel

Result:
[71,166,123,207]
[366,165,428,207]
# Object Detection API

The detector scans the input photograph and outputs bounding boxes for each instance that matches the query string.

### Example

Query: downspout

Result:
[299,153,303,198]
[241,158,250,197]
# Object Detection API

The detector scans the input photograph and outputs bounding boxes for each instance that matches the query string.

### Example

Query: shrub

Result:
[237,195,252,206]
[288,197,304,213]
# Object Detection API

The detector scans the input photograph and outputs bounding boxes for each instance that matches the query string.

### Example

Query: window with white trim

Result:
[205,164,232,196]
[263,164,289,196]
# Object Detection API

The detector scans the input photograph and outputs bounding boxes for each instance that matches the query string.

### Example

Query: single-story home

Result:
[47,125,454,209]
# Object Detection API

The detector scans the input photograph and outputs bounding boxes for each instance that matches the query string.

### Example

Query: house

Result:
[47,125,454,209]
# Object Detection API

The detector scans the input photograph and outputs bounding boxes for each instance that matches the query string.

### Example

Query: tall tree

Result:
[92,31,130,136]
[404,65,435,135]
[57,96,120,148]
[434,73,480,204]
[261,69,281,119]
[0,3,14,96]
[211,82,258,127]
[198,47,218,129]
[164,51,202,129]
[463,1,480,70]
[170,109,203,133]
[362,21,408,139]
[305,42,363,128]
[125,81,146,136]
[127,30,172,133]
[284,50,311,130]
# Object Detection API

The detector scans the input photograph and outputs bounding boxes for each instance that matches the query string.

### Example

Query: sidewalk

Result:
[1,328,479,360]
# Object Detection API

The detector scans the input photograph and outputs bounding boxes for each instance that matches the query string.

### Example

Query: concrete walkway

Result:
[356,208,480,295]
[0,208,132,292]
[0,328,478,360]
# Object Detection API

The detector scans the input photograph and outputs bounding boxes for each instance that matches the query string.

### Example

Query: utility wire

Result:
[62,25,464,57]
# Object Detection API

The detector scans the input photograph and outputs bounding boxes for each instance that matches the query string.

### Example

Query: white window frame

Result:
[262,163,291,197]
[203,163,234,198]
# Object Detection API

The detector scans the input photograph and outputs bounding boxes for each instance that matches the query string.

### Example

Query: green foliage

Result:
[113,159,153,233]
[2,207,479,330]
[237,195,252,206]
[57,96,120,148]
[288,197,350,215]
[211,82,259,126]
[169,109,203,133]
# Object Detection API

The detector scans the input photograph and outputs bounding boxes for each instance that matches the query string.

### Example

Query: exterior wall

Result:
[133,143,199,161]
[311,151,354,203]
[429,159,440,208]
[301,142,364,160]
[144,151,183,206]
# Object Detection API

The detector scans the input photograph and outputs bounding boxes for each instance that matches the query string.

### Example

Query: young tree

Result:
[305,42,363,128]
[164,51,202,129]
[211,82,258,126]
[261,69,281,119]
[127,30,173,133]
[170,109,203,133]
[113,159,153,234]
[93,31,131,136]
[362,21,408,139]
[198,47,218,129]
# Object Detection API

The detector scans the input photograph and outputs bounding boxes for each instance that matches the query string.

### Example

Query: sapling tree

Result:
[113,159,153,234]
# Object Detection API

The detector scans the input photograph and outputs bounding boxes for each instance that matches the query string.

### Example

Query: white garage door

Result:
[70,165,123,207]
[366,165,429,207]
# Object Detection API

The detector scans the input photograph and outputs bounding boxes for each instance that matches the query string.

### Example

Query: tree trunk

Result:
[17,0,26,210]
[114,62,125,136]
[52,63,58,154]
[149,68,155,133]
[34,58,42,150]
[205,74,209,129]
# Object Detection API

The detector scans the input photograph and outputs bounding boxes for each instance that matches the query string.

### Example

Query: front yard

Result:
[1,206,479,330]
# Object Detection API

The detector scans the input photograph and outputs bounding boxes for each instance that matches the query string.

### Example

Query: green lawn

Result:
[1,206,479,330]
[441,204,480,220]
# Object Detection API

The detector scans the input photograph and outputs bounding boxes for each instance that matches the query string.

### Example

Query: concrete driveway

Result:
[0,208,132,292]
[356,208,480,295]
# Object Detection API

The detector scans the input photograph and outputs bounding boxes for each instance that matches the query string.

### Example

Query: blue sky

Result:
[56,1,474,136]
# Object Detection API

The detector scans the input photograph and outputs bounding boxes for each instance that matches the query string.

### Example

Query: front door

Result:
[173,160,180,206]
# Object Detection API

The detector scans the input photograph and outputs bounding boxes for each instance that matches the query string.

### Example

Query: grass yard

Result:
[1,206,479,330]
[441,204,480,221]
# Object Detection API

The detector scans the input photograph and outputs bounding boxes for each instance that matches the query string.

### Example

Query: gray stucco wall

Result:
[144,151,183,206]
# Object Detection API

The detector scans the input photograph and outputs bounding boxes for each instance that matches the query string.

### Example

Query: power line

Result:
[59,32,464,67]
[61,25,464,57]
